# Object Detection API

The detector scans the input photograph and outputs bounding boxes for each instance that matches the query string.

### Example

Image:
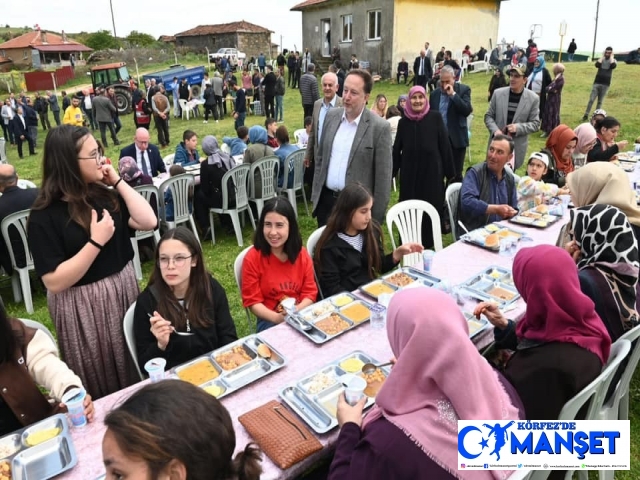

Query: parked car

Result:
[208,48,246,69]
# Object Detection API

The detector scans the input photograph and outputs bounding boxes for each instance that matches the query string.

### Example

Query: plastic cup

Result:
[559,194,571,215]
[369,303,386,330]
[422,250,435,272]
[499,237,511,257]
[634,143,640,154]
[377,293,393,308]
[61,387,87,428]
[344,376,367,406]
[144,358,167,383]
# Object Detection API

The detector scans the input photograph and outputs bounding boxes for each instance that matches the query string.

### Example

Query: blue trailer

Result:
[142,65,206,93]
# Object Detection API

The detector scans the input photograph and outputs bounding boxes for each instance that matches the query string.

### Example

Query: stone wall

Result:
[237,33,272,60]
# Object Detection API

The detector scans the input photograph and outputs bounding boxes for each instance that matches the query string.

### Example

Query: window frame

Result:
[367,9,382,41]
[341,14,353,43]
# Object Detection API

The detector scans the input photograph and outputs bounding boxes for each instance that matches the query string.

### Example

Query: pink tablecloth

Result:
[60,215,568,480]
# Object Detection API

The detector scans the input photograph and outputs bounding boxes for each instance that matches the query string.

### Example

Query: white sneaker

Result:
[203,120,208,124]
[216,120,219,123]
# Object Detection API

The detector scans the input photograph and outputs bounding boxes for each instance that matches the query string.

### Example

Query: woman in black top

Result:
[27,125,157,399]
[588,116,629,162]
[133,227,238,371]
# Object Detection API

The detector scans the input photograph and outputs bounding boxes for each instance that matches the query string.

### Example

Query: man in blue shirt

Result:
[459,134,518,236]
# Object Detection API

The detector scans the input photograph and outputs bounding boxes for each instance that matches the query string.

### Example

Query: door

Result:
[321,19,331,57]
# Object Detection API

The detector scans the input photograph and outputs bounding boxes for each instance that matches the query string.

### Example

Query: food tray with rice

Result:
[510,205,562,229]
[390,267,443,288]
[460,223,525,251]
[285,293,374,344]
[459,266,520,305]
[279,351,390,434]
[0,413,78,480]
[173,335,286,399]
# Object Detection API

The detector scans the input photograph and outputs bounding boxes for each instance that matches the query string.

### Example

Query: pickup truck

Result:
[208,48,246,68]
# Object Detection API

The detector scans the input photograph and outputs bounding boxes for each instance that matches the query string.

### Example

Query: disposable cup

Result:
[144,357,167,383]
[422,250,435,272]
[61,387,87,428]
[344,376,367,406]
[559,194,571,215]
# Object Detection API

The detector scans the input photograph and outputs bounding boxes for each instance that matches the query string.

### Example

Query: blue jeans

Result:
[256,318,276,332]
[113,115,122,134]
[275,95,284,121]
[234,112,246,130]
[568,53,574,62]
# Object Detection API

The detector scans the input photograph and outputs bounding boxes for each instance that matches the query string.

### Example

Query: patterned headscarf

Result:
[118,156,142,182]
[571,204,639,331]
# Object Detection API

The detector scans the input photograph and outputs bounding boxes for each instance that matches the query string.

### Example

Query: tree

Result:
[85,30,120,50]
[126,30,156,48]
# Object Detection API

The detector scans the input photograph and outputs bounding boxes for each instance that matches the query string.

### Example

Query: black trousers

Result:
[315,187,340,227]
[16,134,35,158]
[204,104,218,121]
[265,95,275,119]
[397,72,408,84]
[98,121,118,147]
[303,104,314,119]
[52,110,61,126]
[214,95,223,119]
[451,144,468,182]
[154,116,170,146]
[415,74,427,89]
[38,112,51,130]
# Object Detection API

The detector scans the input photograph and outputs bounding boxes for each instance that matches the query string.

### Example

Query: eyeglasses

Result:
[78,151,102,165]
[158,255,192,268]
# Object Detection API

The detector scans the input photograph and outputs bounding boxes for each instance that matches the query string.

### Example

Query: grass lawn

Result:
[2,58,639,475]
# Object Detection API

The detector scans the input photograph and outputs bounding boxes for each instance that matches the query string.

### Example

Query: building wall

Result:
[394,0,501,75]
[176,32,237,51]
[236,32,272,60]
[300,0,395,76]
[2,47,32,67]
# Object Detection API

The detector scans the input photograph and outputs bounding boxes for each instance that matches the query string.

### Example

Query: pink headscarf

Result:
[363,288,520,479]
[514,245,611,364]
[402,85,430,122]
[574,123,598,155]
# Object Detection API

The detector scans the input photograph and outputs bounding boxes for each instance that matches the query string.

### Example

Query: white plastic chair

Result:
[20,318,57,350]
[248,156,279,218]
[122,302,145,381]
[131,185,162,280]
[209,164,256,246]
[158,174,200,244]
[162,154,175,170]
[445,183,462,241]
[461,55,469,77]
[233,246,255,332]
[278,149,309,218]
[1,209,35,313]
[220,143,231,155]
[17,179,37,189]
[293,129,306,146]
[307,226,326,299]
[386,200,442,266]
[178,99,195,120]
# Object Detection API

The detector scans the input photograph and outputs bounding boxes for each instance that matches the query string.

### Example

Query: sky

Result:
[4,0,639,54]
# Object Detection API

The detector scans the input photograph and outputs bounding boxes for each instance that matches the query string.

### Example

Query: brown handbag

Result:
[238,400,322,469]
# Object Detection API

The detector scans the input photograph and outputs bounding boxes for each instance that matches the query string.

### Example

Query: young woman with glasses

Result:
[133,227,238,372]
[27,125,157,399]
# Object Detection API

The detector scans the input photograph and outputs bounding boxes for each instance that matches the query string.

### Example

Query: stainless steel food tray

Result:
[463,312,491,338]
[286,292,373,344]
[173,335,286,399]
[459,265,520,305]
[279,350,390,434]
[0,414,79,480]
[510,208,561,229]
[460,223,525,252]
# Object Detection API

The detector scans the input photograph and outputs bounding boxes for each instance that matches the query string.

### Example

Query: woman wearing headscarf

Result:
[526,55,551,121]
[540,63,565,137]
[329,288,522,480]
[474,245,611,420]
[117,156,152,188]
[194,135,235,237]
[565,204,639,341]
[396,94,407,116]
[541,124,577,187]
[572,123,598,166]
[243,125,275,198]
[392,86,454,248]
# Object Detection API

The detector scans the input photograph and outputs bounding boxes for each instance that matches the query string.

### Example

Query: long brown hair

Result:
[31,125,119,232]
[148,227,213,330]
[104,381,262,480]
[314,183,382,279]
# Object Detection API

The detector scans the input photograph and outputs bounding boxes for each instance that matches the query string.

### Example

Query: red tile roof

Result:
[291,0,331,11]
[0,30,90,51]
[159,35,176,42]
[175,20,273,37]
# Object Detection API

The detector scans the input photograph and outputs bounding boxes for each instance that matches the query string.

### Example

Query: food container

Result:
[460,266,521,306]
[460,224,525,251]
[359,279,398,300]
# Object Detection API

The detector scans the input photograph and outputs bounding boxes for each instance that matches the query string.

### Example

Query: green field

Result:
[2,57,639,476]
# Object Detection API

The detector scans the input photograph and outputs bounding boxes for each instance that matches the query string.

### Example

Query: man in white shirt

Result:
[413,50,432,90]
[311,69,392,226]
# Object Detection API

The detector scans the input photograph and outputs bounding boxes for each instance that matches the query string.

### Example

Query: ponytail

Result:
[233,443,263,480]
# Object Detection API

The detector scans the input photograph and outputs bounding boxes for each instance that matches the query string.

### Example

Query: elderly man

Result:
[305,72,342,187]
[429,65,473,181]
[0,164,38,275]
[484,65,540,169]
[458,134,518,237]
[119,128,166,177]
[311,69,392,227]
[397,57,409,85]
[413,50,432,89]
[152,85,170,148]
[300,63,320,119]
[46,90,61,126]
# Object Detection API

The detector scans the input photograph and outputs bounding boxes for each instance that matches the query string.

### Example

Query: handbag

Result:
[238,400,322,469]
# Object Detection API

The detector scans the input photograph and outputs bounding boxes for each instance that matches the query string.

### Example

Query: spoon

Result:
[457,220,470,235]
[362,361,394,375]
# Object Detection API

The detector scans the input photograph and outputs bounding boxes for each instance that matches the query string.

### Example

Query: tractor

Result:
[89,62,133,115]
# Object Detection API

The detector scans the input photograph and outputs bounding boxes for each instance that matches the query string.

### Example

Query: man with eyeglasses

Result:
[119,128,166,177]
[484,65,540,169]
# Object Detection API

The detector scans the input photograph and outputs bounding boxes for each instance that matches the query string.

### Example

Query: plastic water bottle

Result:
[370,303,386,330]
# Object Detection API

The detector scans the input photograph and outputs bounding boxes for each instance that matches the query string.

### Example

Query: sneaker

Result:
[581,114,588,122]
[215,120,219,123]
[540,132,548,138]
[203,120,208,124]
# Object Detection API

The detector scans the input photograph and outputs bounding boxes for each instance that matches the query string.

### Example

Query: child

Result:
[517,152,568,211]
[313,183,423,297]
[223,125,249,157]
[164,164,194,221]
[265,118,279,149]
[297,116,312,146]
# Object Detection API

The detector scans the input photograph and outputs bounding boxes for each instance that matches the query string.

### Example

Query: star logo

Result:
[479,437,489,449]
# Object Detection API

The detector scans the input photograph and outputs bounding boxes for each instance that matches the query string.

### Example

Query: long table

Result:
[60,214,567,480]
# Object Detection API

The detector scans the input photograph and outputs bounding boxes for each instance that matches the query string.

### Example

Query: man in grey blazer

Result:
[311,69,392,227]
[484,65,540,169]
[304,72,342,187]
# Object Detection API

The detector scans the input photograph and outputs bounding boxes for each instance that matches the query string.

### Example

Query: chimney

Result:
[62,30,68,43]
[42,31,48,44]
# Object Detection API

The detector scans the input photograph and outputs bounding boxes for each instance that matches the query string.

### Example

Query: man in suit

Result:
[93,88,120,148]
[304,72,342,187]
[311,69,392,227]
[429,65,473,182]
[484,65,540,169]
[0,164,38,275]
[396,57,409,85]
[119,128,166,177]
[11,106,35,159]
[413,50,432,89]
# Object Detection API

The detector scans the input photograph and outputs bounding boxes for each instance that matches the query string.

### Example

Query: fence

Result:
[24,66,74,91]
[0,72,25,94]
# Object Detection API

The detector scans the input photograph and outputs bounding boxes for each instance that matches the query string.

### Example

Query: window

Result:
[341,14,352,42]
[23,49,29,60]
[368,10,381,40]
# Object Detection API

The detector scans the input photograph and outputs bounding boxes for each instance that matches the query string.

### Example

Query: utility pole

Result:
[591,0,600,60]
[109,0,117,38]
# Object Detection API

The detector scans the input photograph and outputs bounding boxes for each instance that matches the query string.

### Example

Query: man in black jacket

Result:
[397,57,409,85]
[33,92,51,130]
[413,50,432,89]
[11,106,34,158]
[22,99,39,148]
[262,65,277,119]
